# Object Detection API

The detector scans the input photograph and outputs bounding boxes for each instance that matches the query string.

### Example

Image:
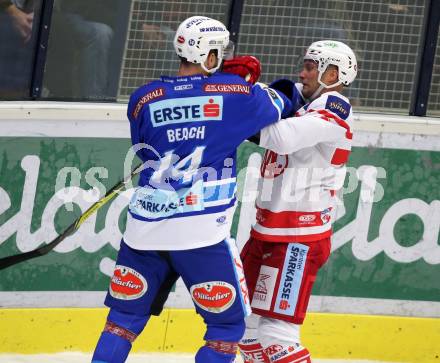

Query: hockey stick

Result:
[0,162,144,271]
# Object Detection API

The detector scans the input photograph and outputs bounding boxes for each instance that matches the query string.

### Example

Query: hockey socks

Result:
[92,329,132,363]
[92,309,149,363]
[263,344,311,363]
[239,338,270,362]
[195,340,239,363]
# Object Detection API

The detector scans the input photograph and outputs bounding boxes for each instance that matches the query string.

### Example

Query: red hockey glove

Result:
[222,55,262,84]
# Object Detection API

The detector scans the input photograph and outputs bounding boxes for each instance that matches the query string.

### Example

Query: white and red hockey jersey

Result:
[251,91,353,243]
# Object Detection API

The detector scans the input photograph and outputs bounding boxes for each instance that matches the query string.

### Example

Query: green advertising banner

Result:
[0,137,439,307]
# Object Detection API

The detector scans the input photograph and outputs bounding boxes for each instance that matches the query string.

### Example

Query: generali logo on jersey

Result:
[190,281,236,313]
[203,83,251,95]
[109,265,148,300]
[132,88,165,119]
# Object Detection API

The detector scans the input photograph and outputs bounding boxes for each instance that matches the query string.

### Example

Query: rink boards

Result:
[1,308,440,362]
[0,103,439,362]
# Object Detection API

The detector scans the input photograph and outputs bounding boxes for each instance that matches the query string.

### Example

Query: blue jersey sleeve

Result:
[269,79,306,117]
[127,91,141,146]
[127,81,166,160]
[217,78,293,142]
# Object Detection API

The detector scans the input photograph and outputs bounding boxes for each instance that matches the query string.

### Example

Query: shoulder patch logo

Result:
[325,95,351,120]
[132,88,165,119]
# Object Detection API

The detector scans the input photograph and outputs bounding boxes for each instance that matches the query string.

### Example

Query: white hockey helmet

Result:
[173,16,232,74]
[304,40,357,88]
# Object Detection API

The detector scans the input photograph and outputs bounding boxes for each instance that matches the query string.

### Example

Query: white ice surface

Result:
[0,353,394,362]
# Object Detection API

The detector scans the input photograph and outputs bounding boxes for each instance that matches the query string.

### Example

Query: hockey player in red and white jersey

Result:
[238,40,358,363]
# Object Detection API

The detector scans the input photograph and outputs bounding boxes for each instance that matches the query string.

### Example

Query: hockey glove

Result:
[222,55,262,84]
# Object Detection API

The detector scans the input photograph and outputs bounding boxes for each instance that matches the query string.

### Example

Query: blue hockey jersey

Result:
[123,72,292,250]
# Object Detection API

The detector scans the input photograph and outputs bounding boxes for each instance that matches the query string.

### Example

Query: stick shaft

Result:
[0,163,143,271]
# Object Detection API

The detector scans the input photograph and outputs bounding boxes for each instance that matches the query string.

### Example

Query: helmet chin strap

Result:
[201,62,221,74]
[310,74,342,101]
[310,84,325,101]
[201,52,222,74]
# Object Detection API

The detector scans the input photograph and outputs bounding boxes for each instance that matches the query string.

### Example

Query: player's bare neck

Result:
[178,63,207,77]
[321,85,343,95]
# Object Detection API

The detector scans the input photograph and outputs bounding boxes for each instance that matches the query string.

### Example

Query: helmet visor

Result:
[223,40,235,60]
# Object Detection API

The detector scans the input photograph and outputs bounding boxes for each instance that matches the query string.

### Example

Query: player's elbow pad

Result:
[247,132,260,145]
[269,79,303,116]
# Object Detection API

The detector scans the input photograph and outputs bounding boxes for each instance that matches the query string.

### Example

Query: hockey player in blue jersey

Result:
[92,16,295,363]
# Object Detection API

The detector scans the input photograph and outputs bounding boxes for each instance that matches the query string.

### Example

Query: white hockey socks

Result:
[258,317,311,363]
[239,314,269,363]
[263,343,311,363]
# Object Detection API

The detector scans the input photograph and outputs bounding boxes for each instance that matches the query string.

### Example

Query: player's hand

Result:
[222,55,261,84]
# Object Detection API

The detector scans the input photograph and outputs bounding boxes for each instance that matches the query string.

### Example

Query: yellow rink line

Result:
[0,308,439,362]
